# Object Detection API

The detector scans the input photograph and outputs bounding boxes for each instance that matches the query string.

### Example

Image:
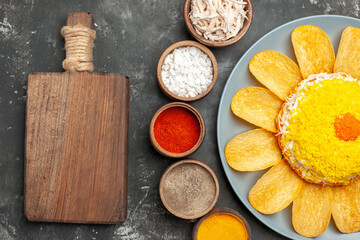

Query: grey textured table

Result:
[0,0,358,239]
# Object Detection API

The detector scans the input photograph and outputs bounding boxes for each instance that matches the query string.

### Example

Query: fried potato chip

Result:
[291,25,335,79]
[249,160,303,214]
[249,50,302,100]
[231,87,283,133]
[332,178,360,233]
[292,181,333,237]
[225,129,282,171]
[334,26,360,79]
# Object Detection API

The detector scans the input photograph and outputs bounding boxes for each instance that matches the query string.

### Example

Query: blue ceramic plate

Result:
[217,15,360,240]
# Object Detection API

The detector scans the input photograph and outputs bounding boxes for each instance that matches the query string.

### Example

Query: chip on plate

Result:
[334,26,360,79]
[231,87,282,133]
[225,129,282,171]
[249,50,302,100]
[332,179,360,233]
[248,160,303,214]
[291,25,335,79]
[292,181,333,237]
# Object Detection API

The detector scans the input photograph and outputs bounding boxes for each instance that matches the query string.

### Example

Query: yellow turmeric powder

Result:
[197,213,248,240]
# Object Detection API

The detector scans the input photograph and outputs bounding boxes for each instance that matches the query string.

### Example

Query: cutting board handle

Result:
[62,12,96,72]
[66,12,93,29]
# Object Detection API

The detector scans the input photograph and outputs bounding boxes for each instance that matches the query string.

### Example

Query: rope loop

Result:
[61,24,96,72]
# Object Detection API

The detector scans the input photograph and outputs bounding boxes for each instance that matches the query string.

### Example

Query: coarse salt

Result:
[161,46,213,98]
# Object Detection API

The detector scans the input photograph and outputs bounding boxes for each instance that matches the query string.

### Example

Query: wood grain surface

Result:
[24,12,129,224]
[66,12,93,28]
[25,72,129,224]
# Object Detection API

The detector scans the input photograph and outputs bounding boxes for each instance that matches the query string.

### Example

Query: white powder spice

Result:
[161,46,213,98]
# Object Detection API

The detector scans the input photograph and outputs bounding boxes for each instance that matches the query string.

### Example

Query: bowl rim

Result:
[159,158,220,219]
[183,0,253,47]
[157,40,218,102]
[192,207,252,240]
[149,102,205,158]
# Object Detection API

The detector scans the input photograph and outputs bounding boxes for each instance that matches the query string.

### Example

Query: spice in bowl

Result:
[159,159,219,219]
[189,0,248,42]
[161,46,213,98]
[193,207,251,240]
[154,106,200,153]
[149,102,205,158]
[157,41,218,101]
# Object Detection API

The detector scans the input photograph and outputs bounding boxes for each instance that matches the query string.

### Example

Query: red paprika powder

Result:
[154,107,200,153]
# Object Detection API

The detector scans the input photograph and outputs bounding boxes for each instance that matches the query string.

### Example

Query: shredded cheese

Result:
[189,0,247,41]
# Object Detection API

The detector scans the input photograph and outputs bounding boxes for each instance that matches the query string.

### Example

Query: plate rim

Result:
[216,14,360,240]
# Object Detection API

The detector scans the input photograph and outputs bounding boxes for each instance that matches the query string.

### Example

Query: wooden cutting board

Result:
[24,12,129,224]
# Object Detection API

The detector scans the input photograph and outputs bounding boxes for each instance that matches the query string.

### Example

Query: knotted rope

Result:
[61,24,96,72]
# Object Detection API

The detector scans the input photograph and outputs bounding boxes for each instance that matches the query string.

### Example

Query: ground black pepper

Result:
[161,163,217,217]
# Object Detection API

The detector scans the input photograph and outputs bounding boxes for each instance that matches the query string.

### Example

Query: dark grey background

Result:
[0,0,358,239]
